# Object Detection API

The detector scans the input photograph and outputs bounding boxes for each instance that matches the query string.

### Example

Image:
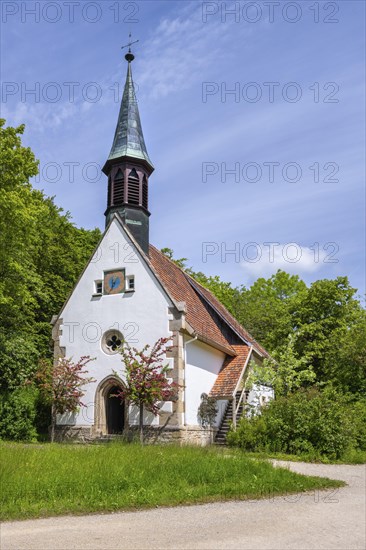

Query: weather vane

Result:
[121,32,139,62]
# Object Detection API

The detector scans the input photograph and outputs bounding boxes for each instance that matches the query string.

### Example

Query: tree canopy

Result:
[0,119,101,438]
[161,249,366,396]
[0,119,101,391]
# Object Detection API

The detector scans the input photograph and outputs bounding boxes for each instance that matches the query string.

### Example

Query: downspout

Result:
[183,334,198,426]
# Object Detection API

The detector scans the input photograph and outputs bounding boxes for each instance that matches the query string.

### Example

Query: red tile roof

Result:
[149,245,235,352]
[210,345,251,398]
[149,245,269,357]
[188,277,268,357]
[148,247,269,398]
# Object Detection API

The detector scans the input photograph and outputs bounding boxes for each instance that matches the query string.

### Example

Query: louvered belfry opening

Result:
[107,176,112,206]
[142,174,148,210]
[113,168,125,206]
[127,168,140,206]
[108,163,149,210]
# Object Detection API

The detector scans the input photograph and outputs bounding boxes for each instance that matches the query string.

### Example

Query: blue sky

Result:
[2,0,365,296]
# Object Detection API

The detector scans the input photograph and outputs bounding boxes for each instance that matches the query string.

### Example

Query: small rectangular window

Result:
[94,280,103,295]
[126,275,135,291]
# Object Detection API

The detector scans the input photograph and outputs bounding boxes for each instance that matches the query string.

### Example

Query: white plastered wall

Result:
[184,338,225,427]
[247,385,274,412]
[56,219,173,427]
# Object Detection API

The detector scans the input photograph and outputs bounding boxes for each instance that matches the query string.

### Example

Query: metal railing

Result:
[232,386,247,429]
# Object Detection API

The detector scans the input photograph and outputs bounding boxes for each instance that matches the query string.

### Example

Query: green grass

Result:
[243,449,366,465]
[0,442,344,521]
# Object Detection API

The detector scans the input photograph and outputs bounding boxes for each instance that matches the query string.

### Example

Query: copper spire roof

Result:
[104,54,154,171]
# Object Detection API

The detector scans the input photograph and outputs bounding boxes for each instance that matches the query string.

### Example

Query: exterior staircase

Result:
[215,391,245,445]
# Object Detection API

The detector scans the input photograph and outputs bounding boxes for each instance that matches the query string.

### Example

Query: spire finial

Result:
[121,32,139,63]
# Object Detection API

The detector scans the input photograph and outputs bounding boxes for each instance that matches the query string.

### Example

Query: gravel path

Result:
[1,461,365,550]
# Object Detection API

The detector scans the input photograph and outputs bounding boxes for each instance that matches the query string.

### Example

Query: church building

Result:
[52,47,273,444]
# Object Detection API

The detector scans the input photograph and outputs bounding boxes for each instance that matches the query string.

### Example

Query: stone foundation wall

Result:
[54,425,215,445]
[54,425,93,443]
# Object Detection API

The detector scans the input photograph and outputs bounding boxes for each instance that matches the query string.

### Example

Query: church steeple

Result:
[103,41,154,255]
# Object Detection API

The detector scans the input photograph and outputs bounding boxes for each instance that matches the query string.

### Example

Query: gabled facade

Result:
[52,49,272,444]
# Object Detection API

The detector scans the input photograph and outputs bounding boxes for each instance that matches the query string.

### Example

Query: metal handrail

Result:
[232,386,247,429]
[231,347,253,429]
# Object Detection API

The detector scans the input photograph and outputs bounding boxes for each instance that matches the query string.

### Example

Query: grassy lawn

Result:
[243,449,366,465]
[0,442,344,521]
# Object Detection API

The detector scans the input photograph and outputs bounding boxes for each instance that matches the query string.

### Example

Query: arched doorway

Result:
[94,376,126,436]
[105,385,124,434]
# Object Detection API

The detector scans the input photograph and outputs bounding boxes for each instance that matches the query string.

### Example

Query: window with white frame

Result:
[94,280,103,295]
[126,275,135,291]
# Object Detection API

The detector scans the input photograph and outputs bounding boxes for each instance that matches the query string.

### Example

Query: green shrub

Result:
[0,334,39,391]
[227,414,267,450]
[349,399,366,450]
[0,386,38,441]
[229,387,363,460]
[34,393,51,439]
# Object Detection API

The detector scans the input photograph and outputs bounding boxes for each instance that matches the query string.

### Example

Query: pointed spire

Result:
[103,46,154,173]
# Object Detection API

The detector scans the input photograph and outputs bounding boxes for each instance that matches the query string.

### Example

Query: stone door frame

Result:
[94,375,126,436]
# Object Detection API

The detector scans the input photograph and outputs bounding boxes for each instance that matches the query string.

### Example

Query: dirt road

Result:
[1,461,365,549]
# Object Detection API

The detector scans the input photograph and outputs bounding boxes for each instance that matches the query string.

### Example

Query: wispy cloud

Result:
[137,2,253,101]
[1,101,78,133]
[240,243,330,281]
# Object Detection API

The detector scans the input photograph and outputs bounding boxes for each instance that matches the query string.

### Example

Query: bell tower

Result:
[102,42,154,255]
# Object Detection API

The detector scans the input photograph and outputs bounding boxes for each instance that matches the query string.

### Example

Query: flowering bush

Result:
[115,337,180,443]
[36,356,95,441]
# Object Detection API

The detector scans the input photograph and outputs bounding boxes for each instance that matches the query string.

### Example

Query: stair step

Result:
[215,392,248,446]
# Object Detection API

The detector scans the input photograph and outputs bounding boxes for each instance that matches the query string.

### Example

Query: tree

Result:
[292,277,364,382]
[0,119,101,439]
[115,338,180,444]
[237,271,307,352]
[0,119,101,360]
[323,310,366,396]
[0,334,39,392]
[36,357,95,442]
[249,335,316,398]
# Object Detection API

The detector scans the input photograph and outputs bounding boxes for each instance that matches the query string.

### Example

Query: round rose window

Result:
[102,330,123,355]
